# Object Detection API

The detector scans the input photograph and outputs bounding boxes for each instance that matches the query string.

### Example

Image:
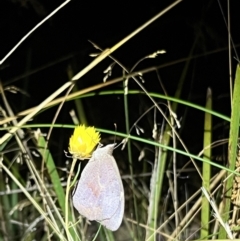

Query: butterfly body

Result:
[73,144,124,231]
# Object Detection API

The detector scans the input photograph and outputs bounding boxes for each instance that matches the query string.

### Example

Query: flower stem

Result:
[65,157,78,241]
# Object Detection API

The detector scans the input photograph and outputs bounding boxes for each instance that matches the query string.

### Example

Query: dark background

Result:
[0,0,239,166]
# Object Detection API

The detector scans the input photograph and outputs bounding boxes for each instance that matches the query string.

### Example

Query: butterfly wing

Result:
[72,144,124,231]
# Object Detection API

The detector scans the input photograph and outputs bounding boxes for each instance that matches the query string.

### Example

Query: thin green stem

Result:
[65,157,78,241]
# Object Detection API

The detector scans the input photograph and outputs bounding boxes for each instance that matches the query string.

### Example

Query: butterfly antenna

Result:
[113,123,117,144]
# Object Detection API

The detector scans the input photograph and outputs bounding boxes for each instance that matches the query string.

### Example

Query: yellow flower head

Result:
[69,125,101,160]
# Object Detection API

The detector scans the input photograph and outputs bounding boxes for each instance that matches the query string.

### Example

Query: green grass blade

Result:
[123,79,139,239]
[37,132,66,214]
[219,65,240,238]
[200,88,212,239]
[146,128,168,240]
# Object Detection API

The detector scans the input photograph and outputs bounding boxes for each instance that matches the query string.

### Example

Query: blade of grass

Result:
[101,227,114,241]
[3,124,239,176]
[200,88,212,239]
[146,123,166,240]
[123,77,139,239]
[0,88,232,127]
[219,64,240,238]
[0,171,12,241]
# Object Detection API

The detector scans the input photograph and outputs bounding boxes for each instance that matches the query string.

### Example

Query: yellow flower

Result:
[69,125,101,160]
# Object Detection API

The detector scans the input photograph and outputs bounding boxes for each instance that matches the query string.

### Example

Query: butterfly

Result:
[72,144,124,231]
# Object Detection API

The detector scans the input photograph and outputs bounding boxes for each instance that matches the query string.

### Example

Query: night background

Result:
[0,0,240,240]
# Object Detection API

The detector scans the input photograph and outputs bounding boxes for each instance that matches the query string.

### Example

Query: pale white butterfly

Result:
[72,144,124,231]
